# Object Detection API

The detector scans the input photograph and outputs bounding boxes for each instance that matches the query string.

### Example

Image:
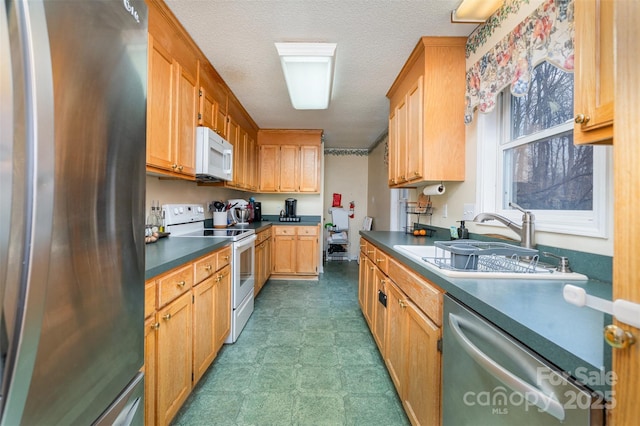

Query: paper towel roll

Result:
[423,184,446,196]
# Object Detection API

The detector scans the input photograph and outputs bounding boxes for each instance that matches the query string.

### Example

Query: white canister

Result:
[213,211,227,228]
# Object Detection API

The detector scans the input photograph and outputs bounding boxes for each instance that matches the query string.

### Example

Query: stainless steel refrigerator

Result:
[1,0,148,424]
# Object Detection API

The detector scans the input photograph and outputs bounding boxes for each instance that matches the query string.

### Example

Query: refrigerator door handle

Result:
[448,313,566,422]
[1,0,55,423]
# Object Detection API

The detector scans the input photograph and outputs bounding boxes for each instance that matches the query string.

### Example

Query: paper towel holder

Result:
[423,182,446,196]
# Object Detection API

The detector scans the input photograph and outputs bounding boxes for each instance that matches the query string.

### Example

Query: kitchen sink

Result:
[393,244,588,280]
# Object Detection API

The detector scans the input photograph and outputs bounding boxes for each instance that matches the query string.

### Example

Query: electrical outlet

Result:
[462,203,475,220]
[442,204,448,218]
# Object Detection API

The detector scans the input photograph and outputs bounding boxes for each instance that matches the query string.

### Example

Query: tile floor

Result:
[172,261,410,425]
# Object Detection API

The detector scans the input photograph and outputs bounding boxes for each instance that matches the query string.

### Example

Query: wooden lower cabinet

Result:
[214,265,232,349]
[402,297,441,426]
[271,225,319,278]
[145,245,233,426]
[372,267,387,352]
[359,238,442,426]
[254,228,272,296]
[192,277,215,385]
[157,291,193,426]
[144,316,158,426]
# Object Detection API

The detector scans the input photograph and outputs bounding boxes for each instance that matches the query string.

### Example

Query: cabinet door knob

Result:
[177,165,184,172]
[151,322,160,330]
[163,313,172,320]
[574,113,590,124]
[171,163,178,169]
[205,264,212,272]
[399,299,406,308]
[604,324,636,349]
[176,280,186,287]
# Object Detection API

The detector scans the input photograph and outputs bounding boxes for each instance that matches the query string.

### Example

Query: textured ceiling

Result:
[165,0,477,149]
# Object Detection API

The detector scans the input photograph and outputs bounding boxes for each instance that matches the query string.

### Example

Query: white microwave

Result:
[195,126,233,181]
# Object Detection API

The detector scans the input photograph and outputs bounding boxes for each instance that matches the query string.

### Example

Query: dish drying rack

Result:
[424,240,545,274]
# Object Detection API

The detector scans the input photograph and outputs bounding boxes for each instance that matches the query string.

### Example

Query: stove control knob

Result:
[179,207,184,214]
[173,207,179,215]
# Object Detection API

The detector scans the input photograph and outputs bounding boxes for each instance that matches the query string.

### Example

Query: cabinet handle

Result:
[376,258,384,263]
[574,113,590,124]
[177,165,184,172]
[399,300,406,308]
[367,250,374,254]
[224,255,230,261]
[151,322,160,330]
[176,280,186,287]
[604,324,636,349]
[163,313,172,320]
[369,267,374,271]
[171,163,178,169]
[205,264,212,272]
[413,171,419,176]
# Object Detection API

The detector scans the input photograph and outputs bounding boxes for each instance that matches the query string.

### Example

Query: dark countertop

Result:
[145,219,321,280]
[360,230,612,395]
[145,237,231,280]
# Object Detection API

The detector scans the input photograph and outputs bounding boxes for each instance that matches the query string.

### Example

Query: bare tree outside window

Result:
[504,62,593,211]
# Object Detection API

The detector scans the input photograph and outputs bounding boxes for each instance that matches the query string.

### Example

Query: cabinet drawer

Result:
[145,280,156,319]
[373,247,389,275]
[194,253,216,284]
[256,227,272,243]
[274,226,296,236]
[360,239,368,255]
[157,264,193,308]
[388,257,442,326]
[217,246,231,270]
[297,225,318,236]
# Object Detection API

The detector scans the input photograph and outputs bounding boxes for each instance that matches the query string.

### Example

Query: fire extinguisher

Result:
[349,201,355,218]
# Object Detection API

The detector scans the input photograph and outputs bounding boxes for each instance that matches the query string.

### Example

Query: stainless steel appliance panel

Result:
[1,0,148,423]
[442,295,603,426]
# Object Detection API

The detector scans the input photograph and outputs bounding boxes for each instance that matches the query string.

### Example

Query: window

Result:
[477,62,609,238]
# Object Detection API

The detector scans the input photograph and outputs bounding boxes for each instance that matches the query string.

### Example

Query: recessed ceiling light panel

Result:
[275,42,337,110]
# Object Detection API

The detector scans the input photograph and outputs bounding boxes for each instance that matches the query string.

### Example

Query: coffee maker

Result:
[285,198,297,219]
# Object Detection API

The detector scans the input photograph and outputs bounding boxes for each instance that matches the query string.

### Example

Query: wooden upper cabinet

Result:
[199,61,228,139]
[226,115,240,187]
[406,77,424,182]
[574,0,614,145]
[386,37,466,187]
[175,64,198,176]
[147,35,175,173]
[257,129,322,193]
[279,145,299,192]
[219,96,260,192]
[388,110,398,186]
[258,145,279,192]
[299,145,321,192]
[146,4,199,180]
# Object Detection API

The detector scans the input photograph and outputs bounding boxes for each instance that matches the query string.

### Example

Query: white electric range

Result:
[163,204,256,343]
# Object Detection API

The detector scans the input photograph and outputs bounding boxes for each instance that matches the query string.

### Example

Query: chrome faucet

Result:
[473,202,536,249]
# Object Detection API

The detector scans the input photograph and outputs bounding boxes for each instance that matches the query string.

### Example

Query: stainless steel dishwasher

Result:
[442,295,604,425]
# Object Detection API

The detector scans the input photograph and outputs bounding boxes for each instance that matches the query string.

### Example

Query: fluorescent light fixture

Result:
[451,0,503,23]
[275,42,337,110]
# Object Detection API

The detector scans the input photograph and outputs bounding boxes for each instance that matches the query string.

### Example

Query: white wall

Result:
[145,176,248,218]
[367,136,392,230]
[323,152,368,260]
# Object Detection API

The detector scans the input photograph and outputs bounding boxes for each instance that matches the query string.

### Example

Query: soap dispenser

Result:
[457,220,469,239]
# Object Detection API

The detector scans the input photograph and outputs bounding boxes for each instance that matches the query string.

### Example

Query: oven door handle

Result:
[448,313,565,422]
[235,234,256,250]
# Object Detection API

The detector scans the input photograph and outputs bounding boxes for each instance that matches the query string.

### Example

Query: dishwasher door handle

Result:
[448,313,565,421]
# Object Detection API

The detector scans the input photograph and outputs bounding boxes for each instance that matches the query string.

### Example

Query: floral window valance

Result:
[464,0,574,124]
